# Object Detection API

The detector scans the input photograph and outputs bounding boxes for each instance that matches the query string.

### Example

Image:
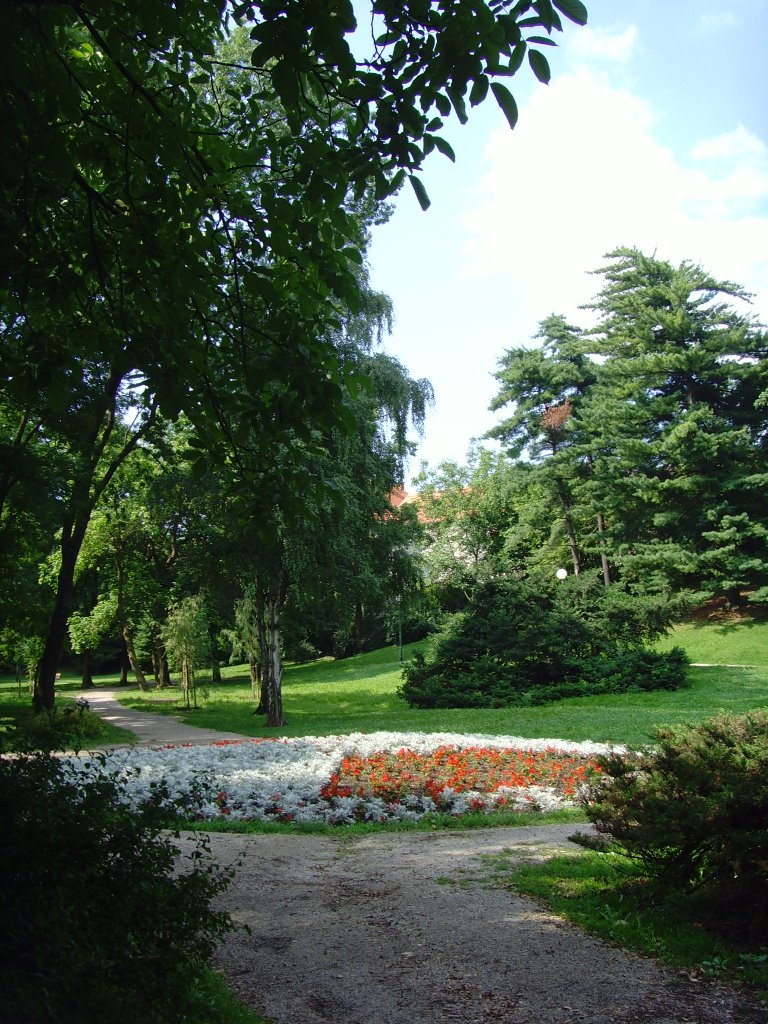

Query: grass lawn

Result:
[106,613,768,748]
[504,850,768,999]
[3,613,766,749]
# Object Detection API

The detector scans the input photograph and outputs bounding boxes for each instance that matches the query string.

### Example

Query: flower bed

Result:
[66,731,617,826]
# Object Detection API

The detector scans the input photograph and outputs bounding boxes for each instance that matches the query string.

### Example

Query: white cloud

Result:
[566,25,638,63]
[697,11,738,34]
[460,71,768,334]
[693,124,768,164]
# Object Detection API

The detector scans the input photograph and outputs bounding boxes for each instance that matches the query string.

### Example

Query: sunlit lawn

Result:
[102,613,768,748]
[2,614,765,749]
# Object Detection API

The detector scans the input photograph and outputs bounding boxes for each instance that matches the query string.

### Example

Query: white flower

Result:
[62,730,614,825]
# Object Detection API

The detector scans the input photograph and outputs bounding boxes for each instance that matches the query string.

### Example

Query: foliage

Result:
[2,1,586,712]
[106,618,768,747]
[582,712,768,926]
[1,702,106,755]
[164,595,211,708]
[399,576,689,708]
[486,248,768,602]
[0,753,234,1024]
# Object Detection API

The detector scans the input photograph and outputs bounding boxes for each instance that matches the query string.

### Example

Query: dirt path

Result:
[195,827,766,1024]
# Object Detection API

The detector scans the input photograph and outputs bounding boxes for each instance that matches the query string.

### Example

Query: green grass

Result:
[506,849,768,999]
[112,625,768,748]
[3,614,767,749]
[0,678,136,748]
[656,611,768,666]
[180,806,584,836]
[185,968,273,1024]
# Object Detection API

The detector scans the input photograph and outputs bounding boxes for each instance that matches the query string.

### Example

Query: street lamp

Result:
[556,568,568,580]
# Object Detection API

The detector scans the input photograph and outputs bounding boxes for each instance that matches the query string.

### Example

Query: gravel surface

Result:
[189,826,767,1024]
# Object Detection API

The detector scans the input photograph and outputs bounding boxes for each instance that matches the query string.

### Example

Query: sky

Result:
[363,0,768,485]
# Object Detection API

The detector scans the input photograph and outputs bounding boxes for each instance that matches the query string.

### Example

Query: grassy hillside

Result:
[655,608,768,665]
[5,613,766,749]
[113,613,768,747]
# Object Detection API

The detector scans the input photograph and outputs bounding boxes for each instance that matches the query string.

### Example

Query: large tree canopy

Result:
[1,0,588,708]
[486,248,768,606]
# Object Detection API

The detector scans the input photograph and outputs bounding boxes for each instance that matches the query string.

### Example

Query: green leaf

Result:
[469,75,489,107]
[553,0,589,26]
[508,42,526,75]
[409,174,431,211]
[490,82,519,129]
[432,136,456,162]
[528,49,551,84]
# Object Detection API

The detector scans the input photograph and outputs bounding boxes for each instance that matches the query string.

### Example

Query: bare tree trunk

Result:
[354,600,363,651]
[265,570,289,727]
[162,652,172,687]
[151,646,162,686]
[255,580,269,714]
[266,589,283,727]
[554,478,581,576]
[122,625,149,691]
[248,655,260,700]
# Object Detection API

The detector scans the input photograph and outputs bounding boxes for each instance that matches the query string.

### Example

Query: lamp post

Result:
[396,593,403,662]
[556,568,568,580]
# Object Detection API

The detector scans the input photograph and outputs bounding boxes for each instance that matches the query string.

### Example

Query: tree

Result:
[164,596,211,710]
[2,0,588,709]
[485,250,768,607]
[581,248,768,604]
[488,315,599,577]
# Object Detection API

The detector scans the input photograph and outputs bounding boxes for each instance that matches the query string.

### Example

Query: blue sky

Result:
[363,0,768,484]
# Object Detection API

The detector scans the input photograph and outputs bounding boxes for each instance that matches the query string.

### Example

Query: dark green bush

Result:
[0,753,234,1024]
[583,712,768,927]
[399,576,689,708]
[2,702,106,753]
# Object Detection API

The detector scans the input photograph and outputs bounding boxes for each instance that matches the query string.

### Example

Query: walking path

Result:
[78,687,247,747]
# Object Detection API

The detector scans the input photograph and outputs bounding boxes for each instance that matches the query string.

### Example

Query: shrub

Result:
[582,712,768,929]
[0,752,234,1024]
[399,576,689,709]
[2,702,107,754]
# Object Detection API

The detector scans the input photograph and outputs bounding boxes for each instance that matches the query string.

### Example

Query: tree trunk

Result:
[119,637,130,686]
[554,478,581,576]
[34,525,84,710]
[81,651,95,689]
[152,644,173,687]
[151,646,162,686]
[255,580,269,714]
[32,385,157,711]
[122,625,149,691]
[211,656,222,683]
[248,655,260,700]
[265,570,289,727]
[596,511,612,586]
[354,599,364,651]
[160,650,172,688]
[266,589,283,727]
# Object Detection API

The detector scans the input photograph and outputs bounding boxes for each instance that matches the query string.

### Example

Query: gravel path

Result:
[195,827,767,1024]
